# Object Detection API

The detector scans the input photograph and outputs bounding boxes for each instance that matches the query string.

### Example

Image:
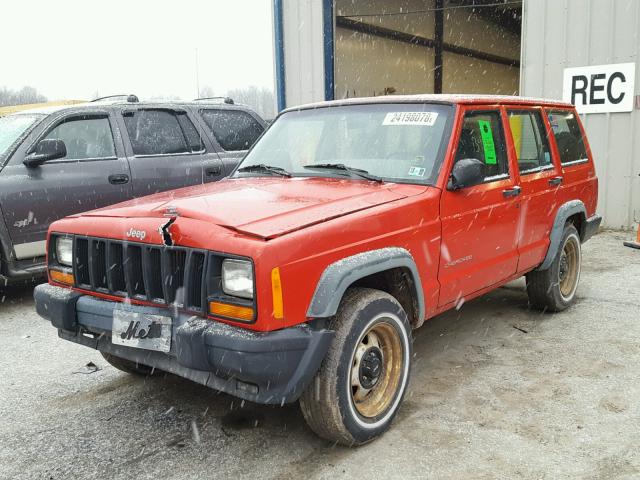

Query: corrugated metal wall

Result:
[281,0,326,107]
[521,0,640,229]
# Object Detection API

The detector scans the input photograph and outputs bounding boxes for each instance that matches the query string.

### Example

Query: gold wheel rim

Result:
[350,321,404,420]
[559,236,579,299]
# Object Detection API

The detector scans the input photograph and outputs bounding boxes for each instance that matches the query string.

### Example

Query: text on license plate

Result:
[111,309,172,353]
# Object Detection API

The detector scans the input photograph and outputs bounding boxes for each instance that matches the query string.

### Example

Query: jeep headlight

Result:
[221,259,254,299]
[55,237,73,267]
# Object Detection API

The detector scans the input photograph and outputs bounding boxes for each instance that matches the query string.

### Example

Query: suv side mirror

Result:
[447,158,486,191]
[24,139,67,167]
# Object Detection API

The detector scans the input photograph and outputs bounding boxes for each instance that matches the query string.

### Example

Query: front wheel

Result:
[300,288,412,446]
[526,223,582,312]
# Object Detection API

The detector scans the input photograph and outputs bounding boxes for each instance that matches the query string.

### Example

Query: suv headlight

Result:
[55,237,73,266]
[221,259,254,299]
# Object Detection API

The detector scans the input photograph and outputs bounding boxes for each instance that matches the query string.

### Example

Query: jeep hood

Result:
[80,177,428,239]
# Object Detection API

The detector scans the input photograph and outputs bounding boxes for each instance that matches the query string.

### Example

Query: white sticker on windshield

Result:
[408,166,426,177]
[383,112,439,126]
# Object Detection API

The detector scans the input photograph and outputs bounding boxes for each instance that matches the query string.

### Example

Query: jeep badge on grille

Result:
[126,228,147,240]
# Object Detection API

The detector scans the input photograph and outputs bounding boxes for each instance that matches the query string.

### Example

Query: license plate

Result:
[112,309,172,353]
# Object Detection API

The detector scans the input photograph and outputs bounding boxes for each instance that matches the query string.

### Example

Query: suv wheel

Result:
[526,223,582,312]
[299,288,412,446]
[100,352,157,376]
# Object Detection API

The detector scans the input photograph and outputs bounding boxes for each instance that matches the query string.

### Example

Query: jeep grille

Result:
[73,237,207,312]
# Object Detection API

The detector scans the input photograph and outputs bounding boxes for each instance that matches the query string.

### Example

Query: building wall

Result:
[280,0,326,107]
[276,0,521,107]
[521,0,640,229]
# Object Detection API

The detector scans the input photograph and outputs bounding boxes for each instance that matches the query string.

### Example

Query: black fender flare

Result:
[537,200,586,271]
[306,247,425,323]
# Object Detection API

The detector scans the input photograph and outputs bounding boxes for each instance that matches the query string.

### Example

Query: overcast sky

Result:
[1,0,275,101]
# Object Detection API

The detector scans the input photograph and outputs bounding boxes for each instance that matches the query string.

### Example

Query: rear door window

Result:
[43,116,115,160]
[507,110,552,173]
[454,110,509,182]
[547,110,589,165]
[124,110,203,156]
[199,109,264,151]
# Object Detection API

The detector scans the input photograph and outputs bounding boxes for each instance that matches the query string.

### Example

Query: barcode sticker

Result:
[383,112,439,126]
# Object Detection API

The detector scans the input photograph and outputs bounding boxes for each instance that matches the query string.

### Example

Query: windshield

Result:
[0,114,41,158]
[237,103,453,184]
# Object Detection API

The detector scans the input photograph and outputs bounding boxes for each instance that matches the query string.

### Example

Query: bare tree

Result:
[0,86,47,106]
[147,94,182,102]
[225,86,275,120]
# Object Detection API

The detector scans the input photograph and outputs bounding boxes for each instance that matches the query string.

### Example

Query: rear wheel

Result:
[300,288,412,446]
[100,352,157,376]
[526,223,582,312]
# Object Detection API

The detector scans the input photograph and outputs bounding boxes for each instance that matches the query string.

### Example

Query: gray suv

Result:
[0,96,266,283]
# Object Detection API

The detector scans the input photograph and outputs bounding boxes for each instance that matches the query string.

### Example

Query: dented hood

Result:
[79,177,427,239]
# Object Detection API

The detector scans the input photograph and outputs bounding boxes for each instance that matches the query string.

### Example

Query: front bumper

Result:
[34,284,334,405]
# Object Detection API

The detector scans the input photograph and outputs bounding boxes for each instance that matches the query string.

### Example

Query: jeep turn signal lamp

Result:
[271,267,284,319]
[50,268,75,286]
[209,301,254,322]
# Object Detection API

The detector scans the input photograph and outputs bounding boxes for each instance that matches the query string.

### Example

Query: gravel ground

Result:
[1,230,638,480]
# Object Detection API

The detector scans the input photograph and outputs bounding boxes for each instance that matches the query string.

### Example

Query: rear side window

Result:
[507,110,552,173]
[454,110,509,181]
[124,110,202,156]
[547,110,589,165]
[200,109,264,151]
[43,116,115,160]
[177,114,205,152]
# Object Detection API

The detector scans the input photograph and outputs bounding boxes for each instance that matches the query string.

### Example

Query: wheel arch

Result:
[306,248,425,327]
[537,200,586,271]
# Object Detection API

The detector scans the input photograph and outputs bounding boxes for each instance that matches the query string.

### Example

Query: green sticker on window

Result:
[477,120,497,165]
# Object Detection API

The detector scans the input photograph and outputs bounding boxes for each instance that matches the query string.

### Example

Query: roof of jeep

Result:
[9,101,255,117]
[285,94,573,113]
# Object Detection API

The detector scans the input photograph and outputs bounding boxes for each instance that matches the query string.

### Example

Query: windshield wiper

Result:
[303,163,383,183]
[236,164,292,177]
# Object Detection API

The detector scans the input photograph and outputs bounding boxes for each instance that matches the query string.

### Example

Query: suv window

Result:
[200,109,264,151]
[0,114,41,158]
[547,110,589,165]
[507,110,552,173]
[124,110,201,156]
[454,111,508,181]
[177,114,205,152]
[43,116,115,160]
[239,103,453,184]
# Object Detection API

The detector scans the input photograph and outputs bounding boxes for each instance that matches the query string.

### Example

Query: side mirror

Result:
[24,139,67,167]
[447,158,485,191]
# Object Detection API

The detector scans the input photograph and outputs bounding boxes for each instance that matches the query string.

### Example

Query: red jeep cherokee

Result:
[35,95,600,445]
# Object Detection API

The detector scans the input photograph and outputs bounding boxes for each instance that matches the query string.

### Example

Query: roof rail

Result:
[91,94,139,103]
[193,96,234,104]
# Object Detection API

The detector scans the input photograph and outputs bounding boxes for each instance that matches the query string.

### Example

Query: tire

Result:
[299,287,412,446]
[526,223,582,312]
[100,352,157,376]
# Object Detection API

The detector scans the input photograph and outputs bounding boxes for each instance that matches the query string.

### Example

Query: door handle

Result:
[548,176,563,186]
[502,186,521,198]
[205,165,222,176]
[108,174,129,185]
